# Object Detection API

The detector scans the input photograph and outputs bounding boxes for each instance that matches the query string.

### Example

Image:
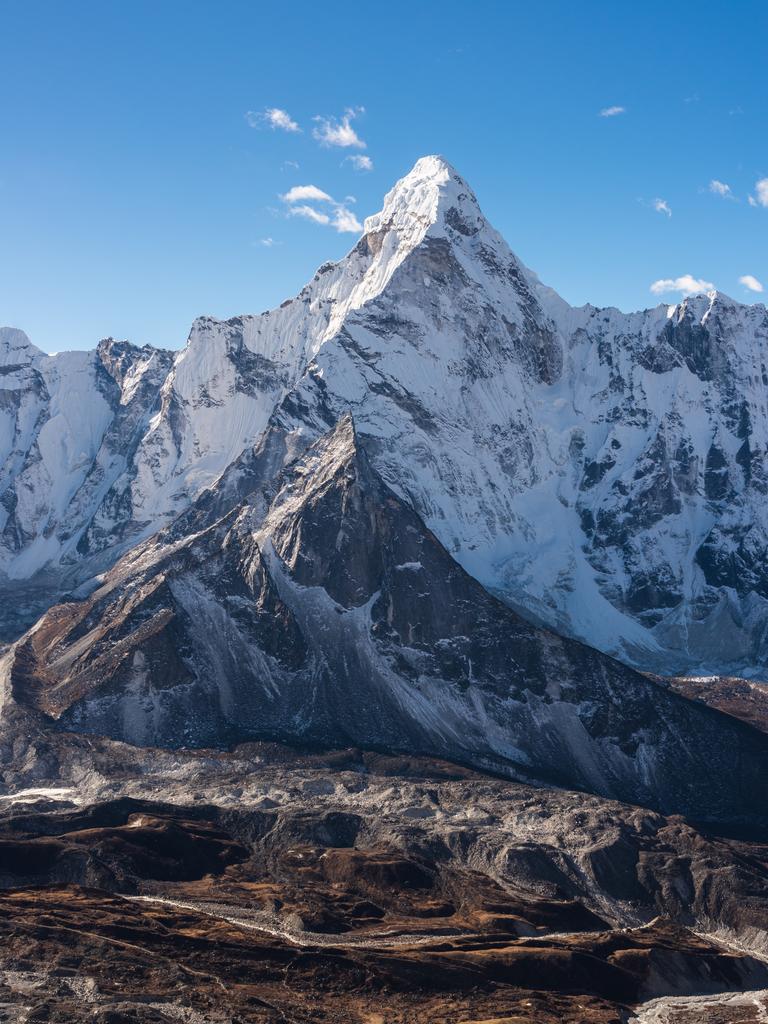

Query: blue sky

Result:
[1,0,766,353]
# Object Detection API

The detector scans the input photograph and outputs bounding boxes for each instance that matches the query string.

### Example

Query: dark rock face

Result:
[7,416,768,828]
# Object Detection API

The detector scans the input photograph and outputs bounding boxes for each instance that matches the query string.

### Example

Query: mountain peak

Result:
[407,153,462,182]
[363,154,482,244]
[268,411,365,520]
[668,289,743,325]
[0,327,42,366]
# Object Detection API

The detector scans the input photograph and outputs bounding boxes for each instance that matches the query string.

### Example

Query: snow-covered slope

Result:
[0,329,173,580]
[2,156,768,677]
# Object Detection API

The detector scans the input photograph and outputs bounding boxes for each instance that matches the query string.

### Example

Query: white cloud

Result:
[259,237,276,247]
[653,198,672,217]
[246,107,301,132]
[709,179,733,198]
[281,184,333,203]
[739,274,764,293]
[279,183,363,234]
[599,105,626,117]
[650,275,715,297]
[346,154,374,172]
[282,160,300,171]
[751,178,768,208]
[287,204,331,226]
[313,107,366,148]
[331,205,363,233]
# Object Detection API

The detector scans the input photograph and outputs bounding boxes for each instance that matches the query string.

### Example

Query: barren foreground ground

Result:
[1,736,767,1022]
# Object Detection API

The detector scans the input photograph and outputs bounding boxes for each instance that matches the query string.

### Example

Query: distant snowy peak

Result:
[112,155,539,540]
[0,333,172,592]
[366,154,560,314]
[0,327,43,367]
[176,154,549,376]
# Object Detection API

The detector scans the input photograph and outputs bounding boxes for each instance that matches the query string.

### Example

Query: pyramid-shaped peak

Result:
[406,154,464,184]
[363,155,482,240]
[280,412,362,488]
[388,154,478,207]
[260,415,367,540]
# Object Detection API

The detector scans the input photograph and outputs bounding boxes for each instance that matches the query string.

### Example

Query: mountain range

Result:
[2,156,767,684]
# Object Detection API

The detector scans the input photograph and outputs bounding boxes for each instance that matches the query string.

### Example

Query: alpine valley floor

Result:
[1,735,768,1023]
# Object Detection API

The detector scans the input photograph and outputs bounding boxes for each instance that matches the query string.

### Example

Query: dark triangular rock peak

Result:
[160,410,362,551]
[268,410,370,509]
[260,410,397,607]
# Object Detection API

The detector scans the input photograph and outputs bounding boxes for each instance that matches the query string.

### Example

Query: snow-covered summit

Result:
[0,327,42,367]
[364,154,481,240]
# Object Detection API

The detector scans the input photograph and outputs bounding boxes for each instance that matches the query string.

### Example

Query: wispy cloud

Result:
[739,274,764,293]
[331,205,363,232]
[653,198,672,218]
[749,178,768,208]
[708,179,733,199]
[346,154,374,172]
[281,184,333,203]
[287,204,331,226]
[599,105,626,117]
[650,275,715,297]
[282,160,300,171]
[246,107,301,132]
[313,107,366,148]
[258,237,277,247]
[279,183,362,233]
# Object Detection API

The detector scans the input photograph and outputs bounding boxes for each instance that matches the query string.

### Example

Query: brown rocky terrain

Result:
[657,675,768,735]
[0,733,767,1022]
